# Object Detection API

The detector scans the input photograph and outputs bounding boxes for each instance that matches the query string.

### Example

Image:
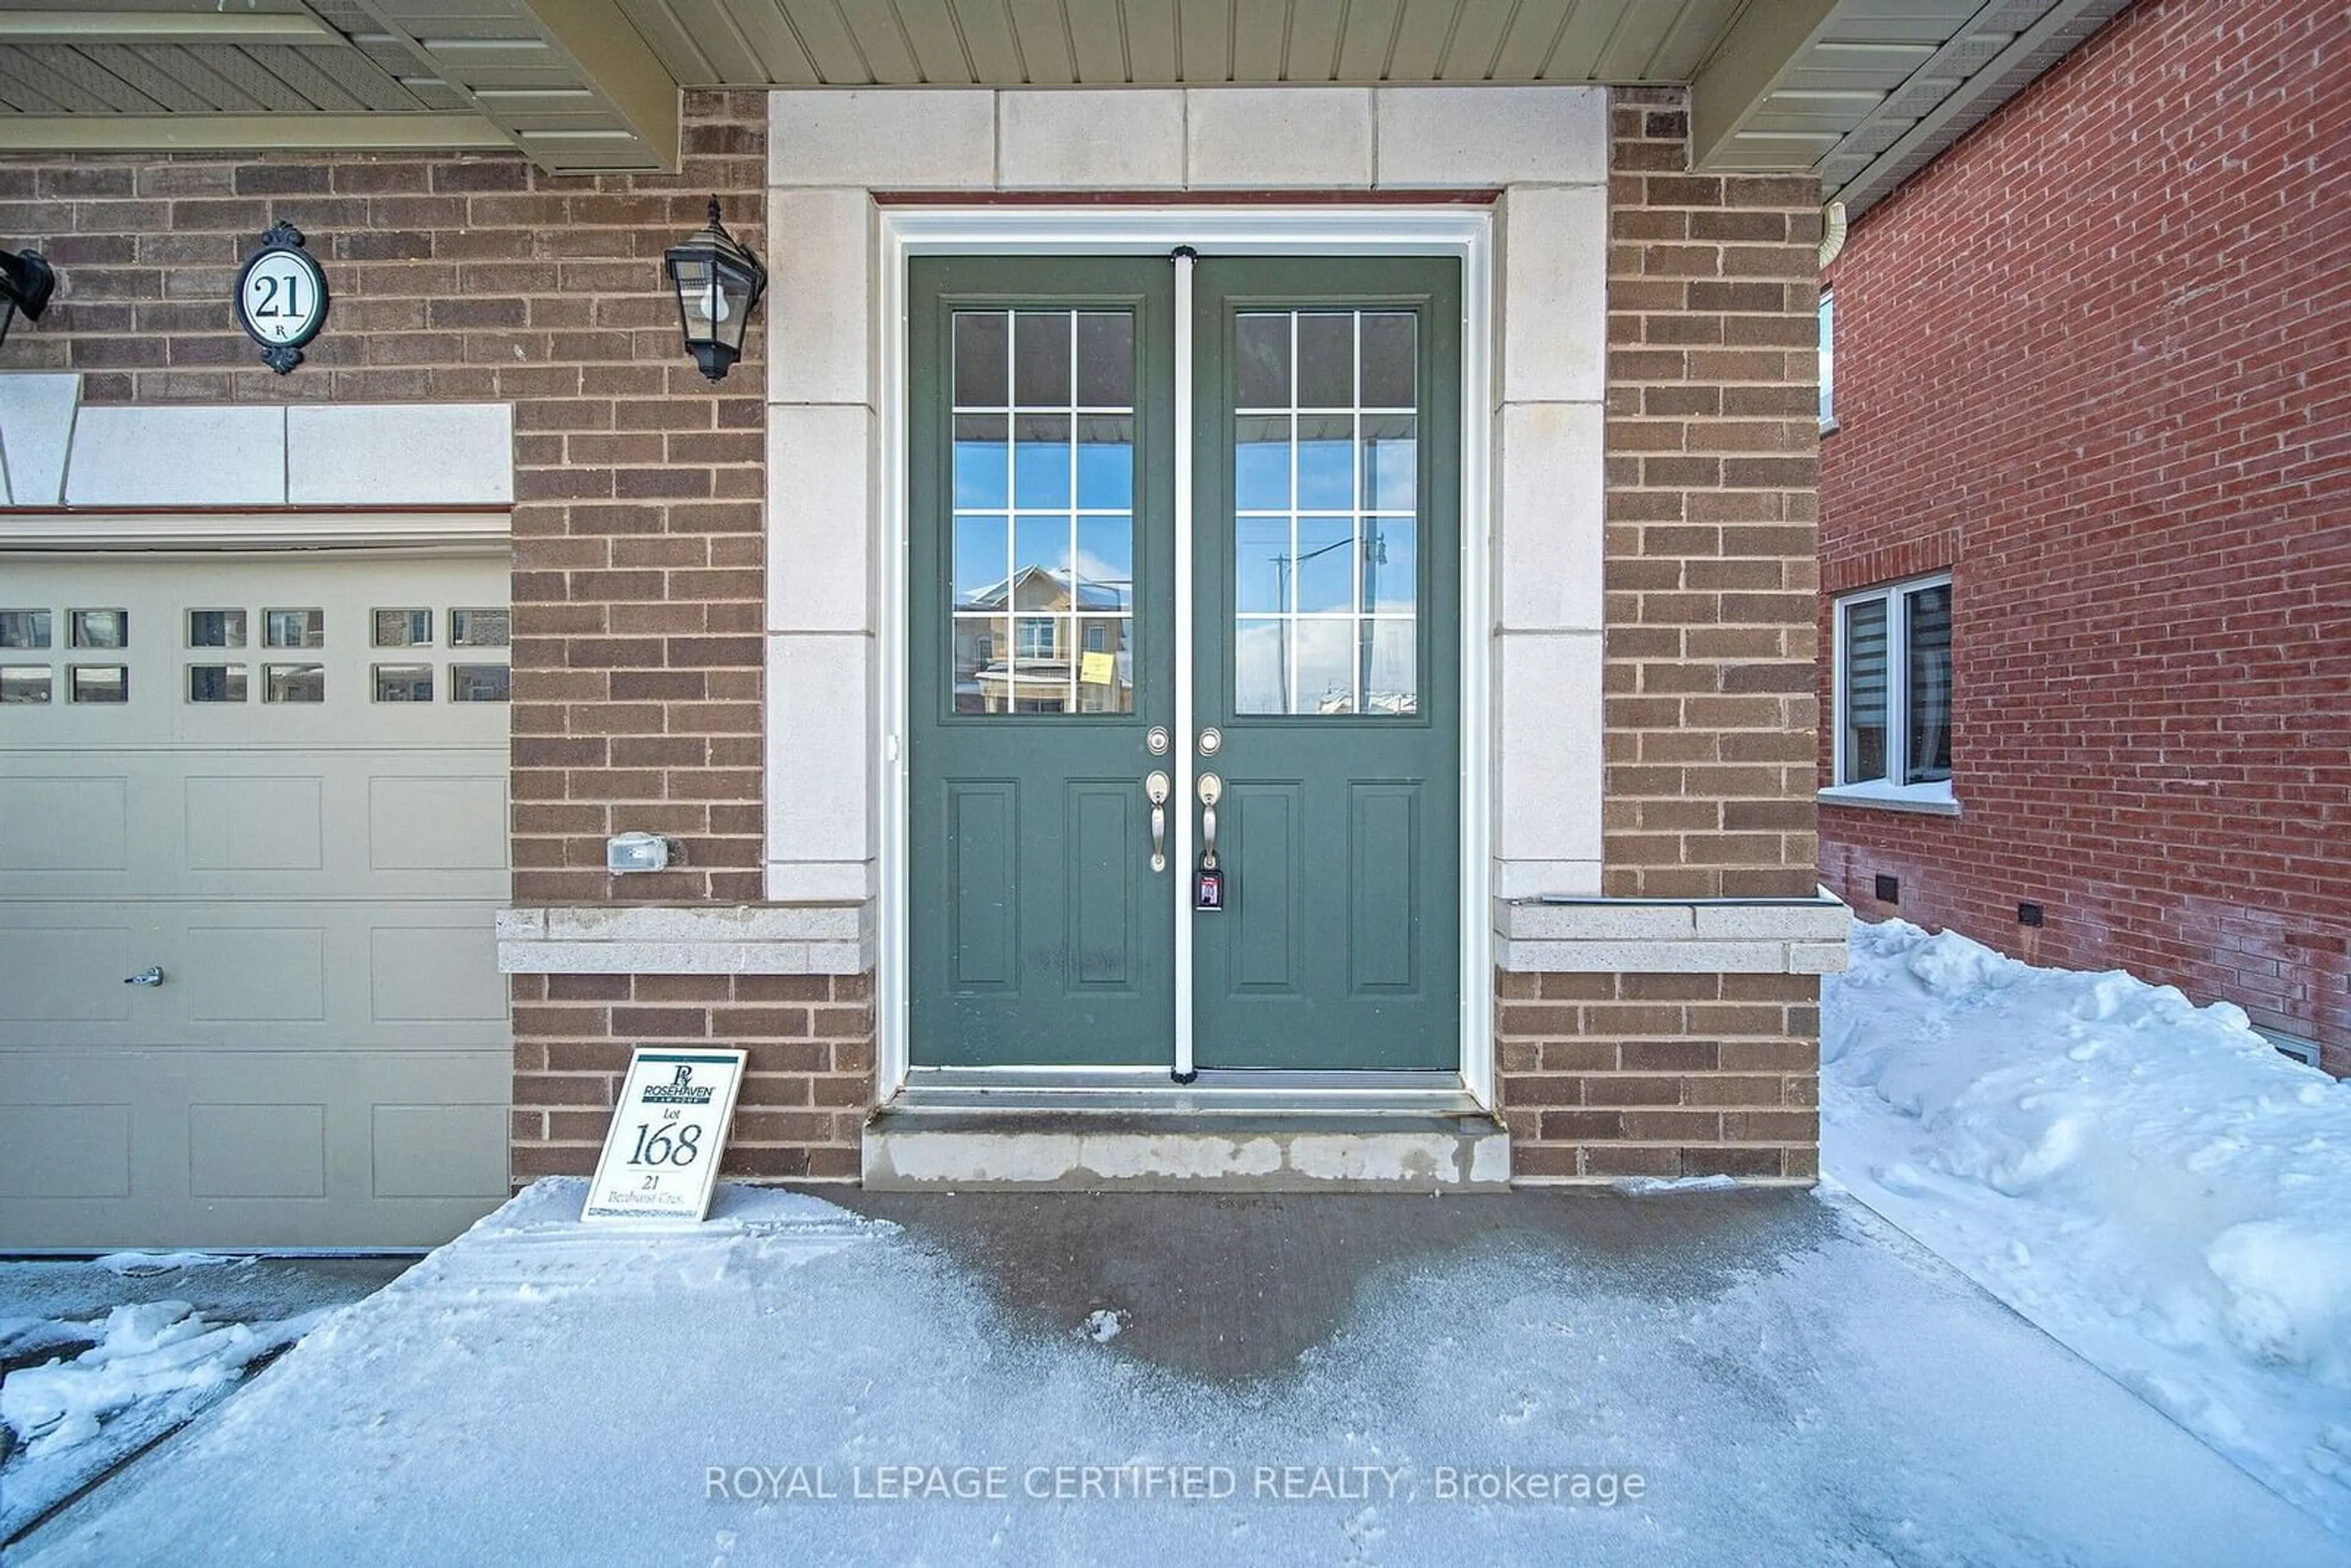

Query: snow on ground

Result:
[1823,917,2351,1537]
[16,1179,2339,1565]
[1,1294,323,1538]
[1,1253,407,1542]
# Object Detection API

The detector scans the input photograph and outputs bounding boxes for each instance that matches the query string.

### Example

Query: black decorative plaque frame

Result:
[233,220,331,374]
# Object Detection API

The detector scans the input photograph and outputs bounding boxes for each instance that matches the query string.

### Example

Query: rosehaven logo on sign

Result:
[582,1048,748,1223]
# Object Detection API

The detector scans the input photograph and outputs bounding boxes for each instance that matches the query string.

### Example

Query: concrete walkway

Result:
[13,1184,2342,1565]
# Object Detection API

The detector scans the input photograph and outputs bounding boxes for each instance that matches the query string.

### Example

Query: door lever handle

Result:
[1146,771,1171,872]
[1196,773,1223,867]
[125,966,165,987]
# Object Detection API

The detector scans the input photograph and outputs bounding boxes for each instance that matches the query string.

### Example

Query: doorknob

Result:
[124,966,165,987]
[1196,773,1222,868]
[1145,771,1171,872]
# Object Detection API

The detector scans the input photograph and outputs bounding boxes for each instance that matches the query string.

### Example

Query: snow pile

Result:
[1,1300,323,1537]
[1823,917,2351,1534]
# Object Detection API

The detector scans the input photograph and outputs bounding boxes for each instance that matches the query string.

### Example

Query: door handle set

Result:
[1146,771,1171,872]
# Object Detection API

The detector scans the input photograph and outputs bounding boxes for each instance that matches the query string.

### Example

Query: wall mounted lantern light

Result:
[664,198,765,384]
[0,247,54,347]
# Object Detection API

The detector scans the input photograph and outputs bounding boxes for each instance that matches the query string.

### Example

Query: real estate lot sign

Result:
[582,1049,748,1223]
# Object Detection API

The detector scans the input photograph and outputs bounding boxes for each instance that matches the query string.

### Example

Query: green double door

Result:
[909,253,1460,1073]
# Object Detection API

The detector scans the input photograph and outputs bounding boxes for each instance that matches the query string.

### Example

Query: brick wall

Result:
[1601,87,1823,902]
[0,91,769,907]
[1817,0,2351,1071]
[510,972,868,1182]
[1493,89,1824,1184]
[1497,972,1820,1181]
[0,94,875,1178]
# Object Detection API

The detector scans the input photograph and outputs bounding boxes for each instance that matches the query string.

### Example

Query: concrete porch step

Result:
[861,1107,1511,1192]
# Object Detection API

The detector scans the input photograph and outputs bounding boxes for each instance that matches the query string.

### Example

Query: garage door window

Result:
[1,666,49,703]
[69,665,127,703]
[373,610,432,647]
[450,664,509,703]
[374,664,434,702]
[266,664,325,703]
[187,664,248,703]
[70,610,127,649]
[187,610,246,648]
[266,609,325,648]
[2,609,51,648]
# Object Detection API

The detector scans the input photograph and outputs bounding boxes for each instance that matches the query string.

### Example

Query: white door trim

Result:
[876,204,1496,1112]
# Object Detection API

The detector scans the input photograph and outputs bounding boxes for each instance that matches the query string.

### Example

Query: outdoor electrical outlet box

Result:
[1874,874,1900,904]
[606,832,672,874]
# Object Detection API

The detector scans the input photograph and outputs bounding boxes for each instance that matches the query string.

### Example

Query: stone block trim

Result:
[1496,970,1820,1182]
[0,91,770,906]
[1602,87,1821,901]
[509,969,872,1182]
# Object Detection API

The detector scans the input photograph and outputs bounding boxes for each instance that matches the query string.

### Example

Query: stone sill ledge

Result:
[1494,889,1851,974]
[497,904,872,976]
[1817,786,1962,817]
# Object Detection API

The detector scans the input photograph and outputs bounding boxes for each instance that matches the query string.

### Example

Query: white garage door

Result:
[0,550,511,1249]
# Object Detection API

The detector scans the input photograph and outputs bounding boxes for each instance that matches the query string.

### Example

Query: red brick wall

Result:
[511,972,869,1182]
[1817,0,2351,1070]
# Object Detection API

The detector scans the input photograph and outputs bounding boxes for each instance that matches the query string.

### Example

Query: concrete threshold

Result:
[861,1106,1512,1192]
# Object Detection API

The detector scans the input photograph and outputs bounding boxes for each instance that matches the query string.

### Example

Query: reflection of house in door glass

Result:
[952,565,1131,714]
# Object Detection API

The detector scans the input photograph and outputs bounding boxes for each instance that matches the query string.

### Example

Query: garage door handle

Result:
[124,966,165,987]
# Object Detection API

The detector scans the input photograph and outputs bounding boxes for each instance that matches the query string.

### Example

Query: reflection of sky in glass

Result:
[1234,417,1289,509]
[952,515,1006,605]
[1235,619,1286,712]
[1294,620,1353,711]
[1294,520,1353,613]
[1235,517,1288,613]
[1014,515,1069,577]
[953,440,1007,508]
[1076,426,1132,509]
[1362,423,1415,511]
[1013,426,1070,508]
[1297,422,1352,510]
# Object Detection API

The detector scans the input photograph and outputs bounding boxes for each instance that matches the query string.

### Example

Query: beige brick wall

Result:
[1599,88,1822,902]
[1494,89,1824,1185]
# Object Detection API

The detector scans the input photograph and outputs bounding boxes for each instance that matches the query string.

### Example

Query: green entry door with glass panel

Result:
[909,253,1460,1073]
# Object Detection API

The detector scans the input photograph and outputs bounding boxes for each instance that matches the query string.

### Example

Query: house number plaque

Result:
[234,220,330,374]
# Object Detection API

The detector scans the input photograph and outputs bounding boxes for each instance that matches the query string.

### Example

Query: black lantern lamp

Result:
[664,198,765,383]
[0,247,54,347]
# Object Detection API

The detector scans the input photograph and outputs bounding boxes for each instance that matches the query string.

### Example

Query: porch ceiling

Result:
[0,0,2126,212]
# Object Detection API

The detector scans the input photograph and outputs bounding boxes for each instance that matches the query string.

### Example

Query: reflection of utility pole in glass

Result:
[1360,521,1387,704]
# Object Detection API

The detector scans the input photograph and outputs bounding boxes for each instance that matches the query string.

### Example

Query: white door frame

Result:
[876,205,1495,1110]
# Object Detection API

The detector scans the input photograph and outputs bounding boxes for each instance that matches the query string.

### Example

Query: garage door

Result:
[0,550,511,1249]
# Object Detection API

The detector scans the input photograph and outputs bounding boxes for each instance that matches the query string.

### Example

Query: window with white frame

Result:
[1835,574,1951,790]
[1818,289,1835,427]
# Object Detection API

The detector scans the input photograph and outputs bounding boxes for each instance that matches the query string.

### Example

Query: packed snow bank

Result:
[1823,917,2351,1535]
[1,1300,323,1538]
